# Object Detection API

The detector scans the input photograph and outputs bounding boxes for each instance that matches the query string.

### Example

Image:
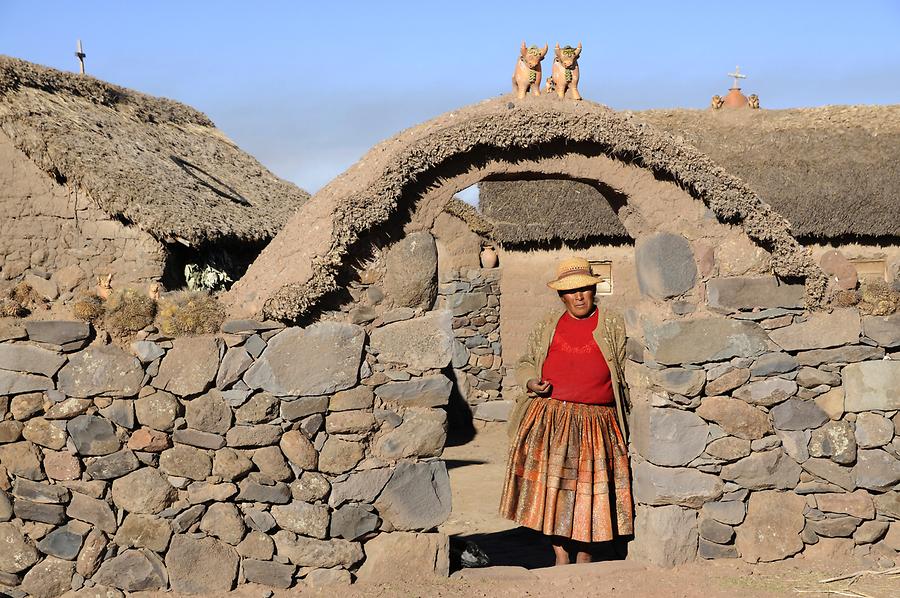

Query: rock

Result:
[22,418,66,450]
[776,429,811,463]
[796,345,884,367]
[698,538,739,559]
[113,514,172,552]
[721,450,801,490]
[236,475,291,504]
[647,318,769,365]
[75,529,107,578]
[854,520,889,544]
[280,395,329,421]
[235,392,278,424]
[735,490,805,562]
[707,276,804,311]
[375,461,452,530]
[329,387,374,412]
[244,323,364,396]
[317,437,364,474]
[771,399,829,431]
[842,361,900,412]
[862,314,900,347]
[19,556,73,598]
[84,449,139,480]
[67,493,116,533]
[25,321,90,347]
[14,498,66,524]
[212,448,254,481]
[67,415,119,456]
[816,490,875,519]
[705,437,751,461]
[330,504,379,540]
[173,428,225,450]
[134,390,180,431]
[0,419,23,442]
[329,468,392,507]
[226,424,281,447]
[236,531,275,560]
[356,531,449,582]
[796,367,841,388]
[153,336,219,396]
[733,378,797,407]
[0,490,10,521]
[221,319,282,334]
[445,292,488,317]
[0,344,66,377]
[57,346,143,398]
[384,231,438,310]
[631,461,723,508]
[629,505,698,567]
[0,370,54,395]
[325,410,377,435]
[706,368,751,395]
[279,430,317,470]
[171,505,205,533]
[808,421,857,464]
[635,233,697,299]
[99,400,134,429]
[304,567,353,585]
[36,524,85,560]
[472,400,514,422]
[810,516,861,538]
[127,428,169,452]
[374,375,452,408]
[369,311,453,370]
[272,531,363,568]
[130,340,164,363]
[0,441,44,480]
[251,446,291,480]
[855,413,894,448]
[695,396,771,440]
[44,397,92,420]
[241,559,296,588]
[271,502,329,538]
[853,449,900,491]
[820,251,857,289]
[199,503,246,545]
[291,472,330,503]
[701,501,746,525]
[373,409,447,460]
[159,445,212,480]
[186,481,237,504]
[801,458,855,492]
[184,389,232,433]
[94,549,168,592]
[166,535,238,593]
[631,406,708,467]
[699,517,734,544]
[815,387,845,420]
[10,392,44,420]
[111,468,176,514]
[0,521,39,573]
[44,450,81,480]
[774,310,861,352]
[216,347,252,389]
[650,368,706,396]
[886,522,900,551]
[0,321,27,342]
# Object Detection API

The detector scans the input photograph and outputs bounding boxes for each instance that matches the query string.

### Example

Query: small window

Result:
[589,261,613,295]
[851,258,887,282]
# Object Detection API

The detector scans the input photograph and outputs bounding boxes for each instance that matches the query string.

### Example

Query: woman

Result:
[500,257,633,566]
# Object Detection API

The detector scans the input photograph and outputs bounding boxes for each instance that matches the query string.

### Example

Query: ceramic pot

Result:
[480,245,498,268]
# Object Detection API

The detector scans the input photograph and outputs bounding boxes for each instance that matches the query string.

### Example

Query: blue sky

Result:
[2,1,899,194]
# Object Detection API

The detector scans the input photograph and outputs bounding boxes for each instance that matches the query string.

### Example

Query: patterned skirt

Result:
[500,397,634,543]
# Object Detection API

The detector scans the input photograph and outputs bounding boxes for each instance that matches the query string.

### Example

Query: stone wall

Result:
[436,267,509,422]
[0,133,166,299]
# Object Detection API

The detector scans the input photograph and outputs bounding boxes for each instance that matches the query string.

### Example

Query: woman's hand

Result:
[526,378,552,396]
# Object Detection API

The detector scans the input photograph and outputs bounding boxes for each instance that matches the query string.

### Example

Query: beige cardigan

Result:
[509,305,631,440]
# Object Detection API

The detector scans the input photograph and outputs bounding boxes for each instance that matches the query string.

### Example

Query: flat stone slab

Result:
[631,405,708,467]
[369,311,453,370]
[154,336,219,396]
[244,323,364,396]
[375,461,451,531]
[57,346,143,398]
[0,344,66,377]
[707,276,804,311]
[24,321,90,346]
[374,375,452,407]
[862,314,900,347]
[736,490,806,562]
[842,360,900,412]
[646,318,769,365]
[635,232,697,299]
[0,369,53,395]
[769,309,861,352]
[632,461,723,508]
[166,535,239,594]
[356,532,449,582]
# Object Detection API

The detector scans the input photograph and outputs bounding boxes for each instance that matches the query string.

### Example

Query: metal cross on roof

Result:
[728,65,747,89]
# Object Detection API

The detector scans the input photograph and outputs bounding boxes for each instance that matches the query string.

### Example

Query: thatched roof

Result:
[483,105,900,242]
[0,56,308,246]
[479,177,629,243]
[227,95,826,321]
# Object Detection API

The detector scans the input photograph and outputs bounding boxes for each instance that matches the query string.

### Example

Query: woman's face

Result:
[559,285,596,318]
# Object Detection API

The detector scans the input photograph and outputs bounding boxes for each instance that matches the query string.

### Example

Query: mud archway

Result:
[225,95,823,321]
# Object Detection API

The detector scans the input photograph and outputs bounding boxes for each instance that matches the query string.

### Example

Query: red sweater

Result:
[541,309,615,405]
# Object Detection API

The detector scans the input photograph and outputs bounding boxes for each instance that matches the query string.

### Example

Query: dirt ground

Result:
[131,422,898,598]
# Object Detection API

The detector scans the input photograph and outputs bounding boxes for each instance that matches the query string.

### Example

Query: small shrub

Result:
[0,297,27,318]
[857,279,900,316]
[157,291,224,336]
[72,293,105,322]
[832,289,861,308]
[104,288,157,336]
[8,282,45,312]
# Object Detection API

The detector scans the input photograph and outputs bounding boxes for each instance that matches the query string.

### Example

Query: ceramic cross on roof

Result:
[728,65,747,89]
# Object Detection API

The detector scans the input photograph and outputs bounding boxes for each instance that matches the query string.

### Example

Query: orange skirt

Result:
[500,397,633,543]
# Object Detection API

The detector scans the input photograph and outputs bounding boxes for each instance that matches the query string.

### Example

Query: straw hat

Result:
[547,257,604,291]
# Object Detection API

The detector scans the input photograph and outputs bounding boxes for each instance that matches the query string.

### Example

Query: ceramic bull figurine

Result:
[550,43,582,100]
[512,42,548,99]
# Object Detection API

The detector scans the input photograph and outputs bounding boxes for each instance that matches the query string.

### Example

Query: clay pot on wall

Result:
[480,245,498,268]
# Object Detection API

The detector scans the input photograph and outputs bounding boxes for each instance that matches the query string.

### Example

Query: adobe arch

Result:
[225,95,825,321]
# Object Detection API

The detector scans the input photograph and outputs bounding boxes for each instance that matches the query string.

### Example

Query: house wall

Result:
[804,242,900,284]
[0,133,166,299]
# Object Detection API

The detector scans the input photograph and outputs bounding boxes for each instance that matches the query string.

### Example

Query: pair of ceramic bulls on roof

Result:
[513,42,583,100]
